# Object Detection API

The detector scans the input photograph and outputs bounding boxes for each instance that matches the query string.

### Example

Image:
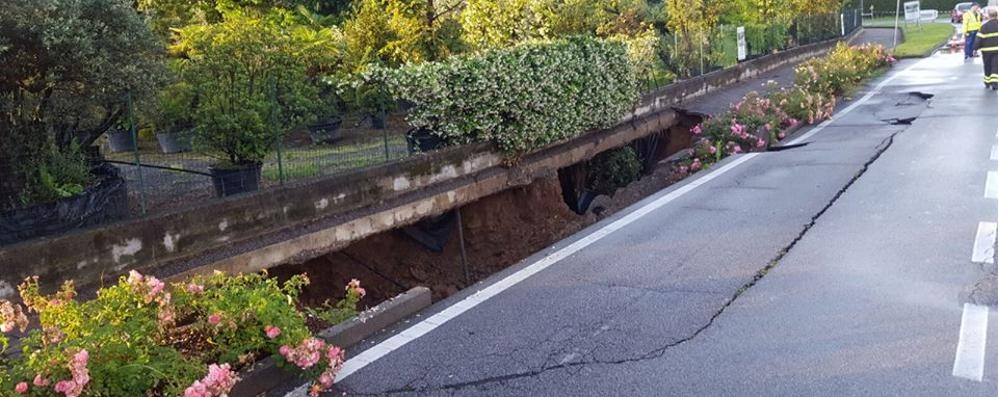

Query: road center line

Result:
[953,303,990,382]
[282,48,938,396]
[972,222,997,264]
[986,172,998,199]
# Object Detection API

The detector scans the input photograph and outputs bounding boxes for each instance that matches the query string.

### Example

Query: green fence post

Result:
[128,94,147,215]
[270,82,286,184]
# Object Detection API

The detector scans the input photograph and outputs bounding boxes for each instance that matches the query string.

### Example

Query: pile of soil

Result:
[271,157,687,308]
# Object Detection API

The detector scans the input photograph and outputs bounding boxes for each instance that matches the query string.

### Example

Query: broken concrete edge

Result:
[0,31,859,301]
[228,286,432,397]
[165,108,679,283]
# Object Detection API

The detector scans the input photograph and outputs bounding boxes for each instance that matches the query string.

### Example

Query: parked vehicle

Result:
[953,2,974,23]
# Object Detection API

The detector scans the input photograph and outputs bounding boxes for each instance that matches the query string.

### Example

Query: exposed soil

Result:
[270,136,690,308]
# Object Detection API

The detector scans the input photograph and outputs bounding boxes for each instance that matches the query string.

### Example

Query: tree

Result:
[172,10,331,165]
[341,0,463,71]
[459,0,551,49]
[0,0,165,207]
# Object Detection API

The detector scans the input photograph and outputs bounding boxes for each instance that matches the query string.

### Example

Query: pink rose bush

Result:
[0,272,365,396]
[677,43,893,177]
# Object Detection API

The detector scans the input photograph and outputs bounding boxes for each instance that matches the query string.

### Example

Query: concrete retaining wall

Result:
[0,30,860,298]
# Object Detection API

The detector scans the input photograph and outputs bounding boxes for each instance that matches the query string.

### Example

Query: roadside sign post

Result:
[736,26,747,61]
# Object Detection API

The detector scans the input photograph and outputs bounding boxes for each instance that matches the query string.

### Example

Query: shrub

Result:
[795,42,895,96]
[0,0,164,208]
[679,43,893,176]
[587,147,643,196]
[172,10,342,166]
[0,272,364,397]
[379,36,638,154]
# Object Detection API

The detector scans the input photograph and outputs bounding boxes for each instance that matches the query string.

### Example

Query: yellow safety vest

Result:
[966,11,982,33]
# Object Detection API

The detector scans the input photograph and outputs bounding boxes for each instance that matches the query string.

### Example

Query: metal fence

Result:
[99,10,862,218]
[104,112,411,216]
[639,10,863,88]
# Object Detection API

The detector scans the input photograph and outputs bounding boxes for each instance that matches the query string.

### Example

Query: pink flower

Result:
[53,350,89,397]
[677,165,689,175]
[778,132,786,139]
[265,325,282,339]
[34,375,49,387]
[184,364,238,397]
[207,313,222,326]
[346,279,366,299]
[279,345,291,356]
[756,138,766,148]
[691,124,703,135]
[187,283,205,294]
[690,158,702,171]
[708,145,717,155]
[15,382,28,394]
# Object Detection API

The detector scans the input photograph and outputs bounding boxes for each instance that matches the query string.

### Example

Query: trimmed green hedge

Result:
[377,36,639,154]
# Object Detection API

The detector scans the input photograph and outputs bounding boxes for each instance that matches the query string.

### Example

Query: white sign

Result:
[904,1,921,21]
[736,26,747,61]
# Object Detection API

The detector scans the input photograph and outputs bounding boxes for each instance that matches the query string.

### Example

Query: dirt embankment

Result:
[271,152,685,307]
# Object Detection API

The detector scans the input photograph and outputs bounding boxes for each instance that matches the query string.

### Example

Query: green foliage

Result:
[460,0,552,49]
[303,281,365,326]
[341,0,464,71]
[380,36,639,154]
[0,271,358,396]
[681,43,893,174]
[795,42,894,97]
[0,0,164,208]
[172,11,331,165]
[19,143,94,206]
[587,147,643,196]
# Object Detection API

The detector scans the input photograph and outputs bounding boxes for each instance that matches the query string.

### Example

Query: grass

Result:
[893,22,957,58]
[862,18,955,58]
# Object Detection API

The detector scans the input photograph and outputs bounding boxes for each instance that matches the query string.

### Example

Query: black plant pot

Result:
[210,162,262,197]
[0,164,128,245]
[307,117,344,144]
[108,129,137,152]
[156,130,193,154]
[405,128,446,154]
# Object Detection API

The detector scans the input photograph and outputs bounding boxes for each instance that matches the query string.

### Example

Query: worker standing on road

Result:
[975,7,998,88]
[966,4,983,59]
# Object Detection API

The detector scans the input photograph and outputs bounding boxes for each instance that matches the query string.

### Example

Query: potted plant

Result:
[107,119,138,153]
[149,79,195,154]
[307,79,344,144]
[174,12,322,197]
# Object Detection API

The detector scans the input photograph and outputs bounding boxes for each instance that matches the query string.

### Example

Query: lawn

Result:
[863,18,955,58]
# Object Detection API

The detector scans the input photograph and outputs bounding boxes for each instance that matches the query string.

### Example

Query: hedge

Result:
[377,36,639,154]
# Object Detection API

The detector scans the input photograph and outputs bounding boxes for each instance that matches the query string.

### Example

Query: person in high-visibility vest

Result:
[976,7,998,88]
[966,4,984,59]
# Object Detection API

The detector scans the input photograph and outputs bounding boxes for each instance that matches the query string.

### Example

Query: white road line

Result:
[282,154,760,396]
[991,146,998,161]
[953,303,990,381]
[973,222,997,264]
[285,49,937,397]
[986,172,998,199]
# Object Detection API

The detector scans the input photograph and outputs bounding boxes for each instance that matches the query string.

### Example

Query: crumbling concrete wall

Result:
[0,31,860,299]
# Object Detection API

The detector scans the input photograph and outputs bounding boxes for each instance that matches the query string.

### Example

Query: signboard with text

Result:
[736,26,747,61]
[903,1,921,21]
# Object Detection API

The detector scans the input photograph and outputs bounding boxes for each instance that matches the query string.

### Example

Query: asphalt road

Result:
[282,50,998,396]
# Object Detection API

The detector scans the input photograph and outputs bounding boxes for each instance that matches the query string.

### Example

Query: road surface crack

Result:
[353,131,902,396]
